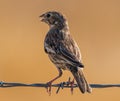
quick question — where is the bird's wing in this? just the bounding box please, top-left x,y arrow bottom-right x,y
59,35 -> 84,67
58,42 -> 84,68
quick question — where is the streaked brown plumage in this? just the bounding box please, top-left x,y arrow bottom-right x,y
40,11 -> 92,93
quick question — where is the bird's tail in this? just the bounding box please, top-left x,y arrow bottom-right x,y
71,68 -> 92,93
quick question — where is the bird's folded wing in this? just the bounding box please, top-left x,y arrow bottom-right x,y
59,44 -> 84,68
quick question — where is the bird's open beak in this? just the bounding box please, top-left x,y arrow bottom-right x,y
39,14 -> 45,22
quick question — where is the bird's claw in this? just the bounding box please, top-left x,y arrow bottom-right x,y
46,82 -> 52,95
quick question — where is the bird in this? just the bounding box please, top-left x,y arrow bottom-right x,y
40,11 -> 92,94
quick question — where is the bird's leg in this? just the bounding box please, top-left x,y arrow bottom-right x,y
46,68 -> 62,95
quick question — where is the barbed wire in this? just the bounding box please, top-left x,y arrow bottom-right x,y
0,77 -> 120,94
1,81 -> 120,88
0,80 -> 120,94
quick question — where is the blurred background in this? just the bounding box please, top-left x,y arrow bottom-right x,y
0,0 -> 120,101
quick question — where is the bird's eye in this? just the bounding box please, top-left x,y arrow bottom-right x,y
46,14 -> 51,18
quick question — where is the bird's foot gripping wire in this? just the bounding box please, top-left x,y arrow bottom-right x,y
46,82 -> 52,95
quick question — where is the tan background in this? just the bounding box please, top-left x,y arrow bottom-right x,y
0,0 -> 120,101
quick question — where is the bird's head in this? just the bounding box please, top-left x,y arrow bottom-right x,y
40,11 -> 68,29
